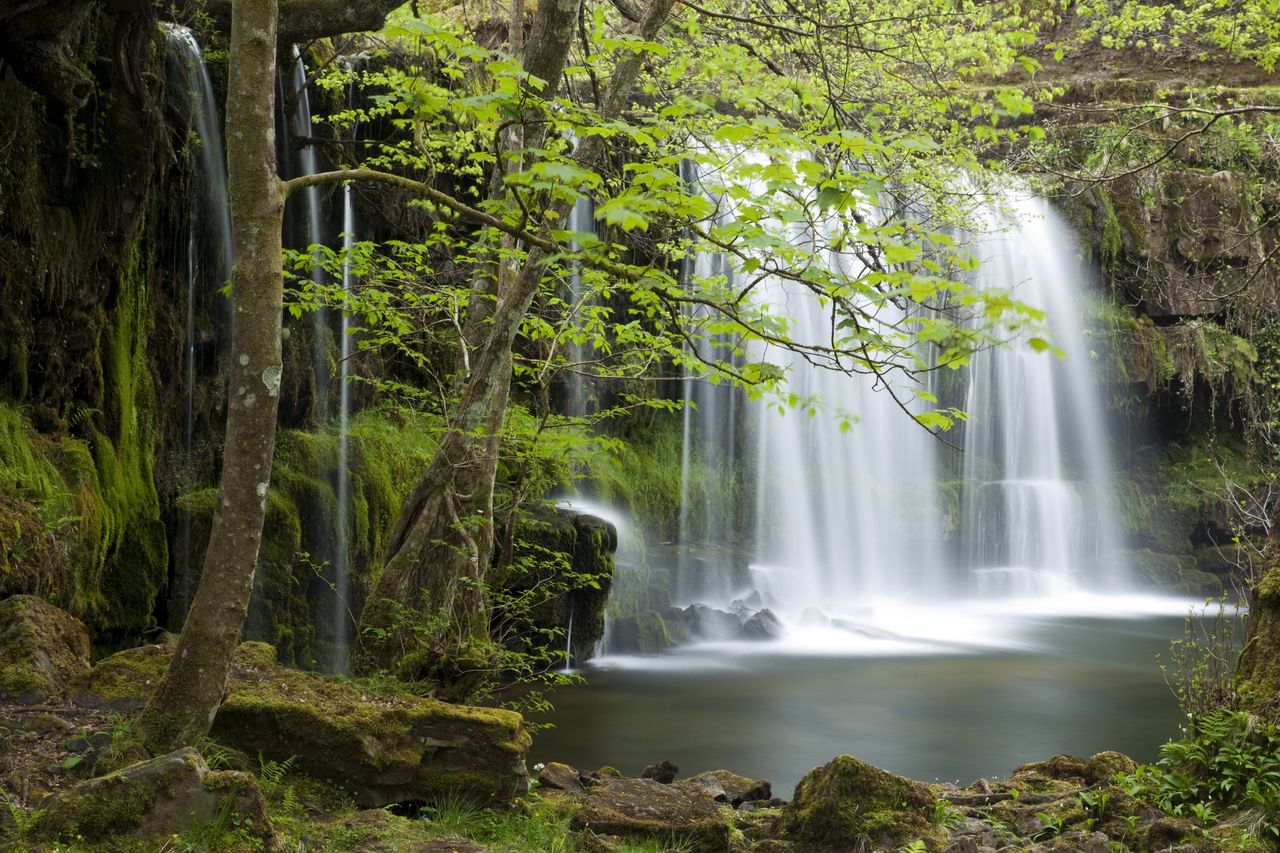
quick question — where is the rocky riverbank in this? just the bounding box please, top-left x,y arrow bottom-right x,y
0,594 -> 1264,852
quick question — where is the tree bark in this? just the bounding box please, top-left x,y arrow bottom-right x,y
1235,502 -> 1280,714
356,0 -> 676,680
136,0 -> 284,752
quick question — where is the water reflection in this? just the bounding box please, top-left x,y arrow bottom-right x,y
533,610 -> 1212,797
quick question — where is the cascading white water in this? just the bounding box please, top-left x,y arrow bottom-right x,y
958,195 -> 1127,595
671,187 -> 1128,636
280,50 -> 356,671
565,196 -> 596,421
284,48 -> 330,422
163,25 -> 233,622
750,253 -> 948,614
332,183 -> 355,670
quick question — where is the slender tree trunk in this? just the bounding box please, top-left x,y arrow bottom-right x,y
137,0 -> 283,752
356,0 -> 676,680
1236,501 -> 1280,714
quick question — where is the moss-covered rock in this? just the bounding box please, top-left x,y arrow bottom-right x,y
0,594 -> 90,702
79,641 -> 531,808
776,755 -> 944,852
682,770 -> 772,807
30,746 -> 274,847
500,505 -> 617,668
570,777 -> 731,852
608,610 -> 674,654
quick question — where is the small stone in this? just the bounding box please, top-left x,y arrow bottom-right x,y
538,762 -> 585,794
641,759 -> 679,784
945,838 -> 979,853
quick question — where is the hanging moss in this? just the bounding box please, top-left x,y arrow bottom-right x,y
175,407 -> 440,667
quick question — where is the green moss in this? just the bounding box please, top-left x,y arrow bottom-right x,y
0,662 -> 42,699
777,755 -> 943,851
80,643 -> 170,704
30,763 -> 175,843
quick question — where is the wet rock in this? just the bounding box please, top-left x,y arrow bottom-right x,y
610,611 -> 675,654
642,759 -> 679,784
776,754 -> 943,851
677,773 -> 729,804
739,609 -> 784,641
31,747 -> 274,847
0,595 -> 91,703
683,605 -> 743,641
798,608 -> 828,627
1085,750 -> 1137,783
683,769 -> 771,806
571,777 -> 730,852
79,642 -> 531,808
509,507 -> 617,667
539,761 -> 585,794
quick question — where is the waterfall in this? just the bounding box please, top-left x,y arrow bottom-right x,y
283,48 -> 330,422
332,183 -> 355,670
749,248 -> 947,613
163,25 -> 233,623
564,610 -> 574,672
280,49 -> 355,671
958,195 -> 1127,595
668,186 -> 1128,634
565,196 -> 596,420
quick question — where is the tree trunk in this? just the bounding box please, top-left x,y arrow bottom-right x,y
356,0 -> 676,682
1236,502 -> 1280,714
137,0 -> 283,752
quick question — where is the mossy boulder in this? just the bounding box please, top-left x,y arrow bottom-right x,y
1121,548 -> 1224,596
776,755 -> 943,851
31,746 -> 274,847
571,777 -> 731,852
0,594 -> 91,703
501,506 -> 617,667
79,641 -> 530,808
608,610 -> 675,654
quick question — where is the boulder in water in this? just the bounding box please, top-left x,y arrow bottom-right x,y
798,607 -> 829,627
608,610 -> 675,654
682,604 -> 743,641
739,608 -> 784,641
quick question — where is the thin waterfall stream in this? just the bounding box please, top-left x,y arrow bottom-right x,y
162,24 -> 233,625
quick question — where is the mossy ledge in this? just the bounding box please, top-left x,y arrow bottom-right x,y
79,641 -> 531,808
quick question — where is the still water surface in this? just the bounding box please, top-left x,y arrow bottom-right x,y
533,602 -> 1207,797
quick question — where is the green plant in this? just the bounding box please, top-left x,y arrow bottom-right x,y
1033,810 -> 1065,839
933,798 -> 964,829
1124,709 -> 1280,841
258,754 -> 302,820
1160,599 -> 1244,720
899,841 -> 928,853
